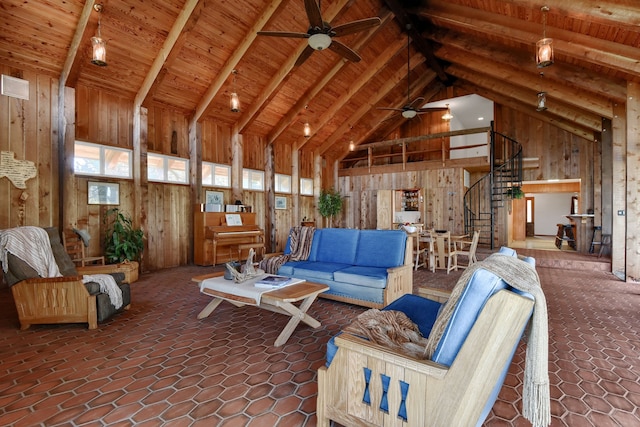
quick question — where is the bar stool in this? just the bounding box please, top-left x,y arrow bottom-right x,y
598,234 -> 611,258
589,225 -> 602,254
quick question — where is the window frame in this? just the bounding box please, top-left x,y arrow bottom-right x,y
300,178 -> 314,196
74,141 -> 133,179
202,161 -> 231,188
242,168 -> 265,191
147,152 -> 190,184
275,173 -> 292,194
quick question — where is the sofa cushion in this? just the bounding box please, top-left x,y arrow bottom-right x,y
293,262 -> 352,281
333,266 -> 388,289
44,227 -> 77,276
383,293 -> 443,338
354,230 -> 406,268
310,228 -> 359,265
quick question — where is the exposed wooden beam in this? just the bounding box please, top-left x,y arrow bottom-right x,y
317,60 -> 435,156
435,44 -> 613,119
456,81 -> 596,141
235,0 -> 352,134
429,30 -> 627,103
358,126 -> 491,150
382,0 -> 449,83
447,64 -> 602,131
135,0 -> 203,108
190,0 -> 286,126
267,8 -> 394,145
293,35 -> 408,151
418,1 -> 640,77
59,0 -> 95,88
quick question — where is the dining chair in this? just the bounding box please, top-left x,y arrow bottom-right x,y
433,231 -> 458,274
421,229 -> 436,272
457,230 -> 480,268
409,231 -> 427,270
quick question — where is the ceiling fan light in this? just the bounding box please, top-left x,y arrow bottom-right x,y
308,33 -> 331,51
402,109 -> 417,119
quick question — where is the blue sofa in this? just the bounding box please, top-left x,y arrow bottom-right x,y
318,247 -> 540,427
277,228 -> 413,308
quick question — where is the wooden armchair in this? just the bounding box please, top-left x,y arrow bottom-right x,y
318,250 -> 543,427
62,228 -> 105,267
1,227 -> 131,330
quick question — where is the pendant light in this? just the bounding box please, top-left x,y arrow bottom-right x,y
536,6 -> 553,68
442,104 -> 453,121
230,70 -> 240,112
536,72 -> 547,111
303,105 -> 311,137
91,4 -> 107,67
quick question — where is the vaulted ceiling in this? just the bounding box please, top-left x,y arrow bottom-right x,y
2,0 -> 638,162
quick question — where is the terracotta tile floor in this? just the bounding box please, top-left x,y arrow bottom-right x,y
1,249 -> 638,426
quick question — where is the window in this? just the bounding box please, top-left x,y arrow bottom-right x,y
242,169 -> 264,191
147,153 -> 189,184
202,162 -> 231,187
275,173 -> 292,194
74,141 -> 132,178
300,178 -> 313,196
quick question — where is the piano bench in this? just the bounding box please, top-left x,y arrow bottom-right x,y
231,243 -> 265,260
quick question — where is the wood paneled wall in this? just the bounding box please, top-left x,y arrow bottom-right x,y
0,67 -> 59,229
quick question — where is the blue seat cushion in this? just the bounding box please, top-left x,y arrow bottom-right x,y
354,230 -> 406,268
383,293 -> 442,337
292,262 -> 351,281
333,266 -> 388,289
311,228 -> 360,264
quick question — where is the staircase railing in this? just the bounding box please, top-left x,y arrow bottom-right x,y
464,123 -> 523,248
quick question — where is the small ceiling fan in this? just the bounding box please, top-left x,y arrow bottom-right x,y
257,0 -> 381,66
378,32 -> 447,119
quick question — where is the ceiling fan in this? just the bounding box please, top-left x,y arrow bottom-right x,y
257,0 -> 381,66
378,32 -> 447,119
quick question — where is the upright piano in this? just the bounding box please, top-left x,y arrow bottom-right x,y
194,210 -> 264,266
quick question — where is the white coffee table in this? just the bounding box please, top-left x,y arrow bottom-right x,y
192,272 -> 329,347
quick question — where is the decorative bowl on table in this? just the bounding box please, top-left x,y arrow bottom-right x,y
402,225 -> 417,233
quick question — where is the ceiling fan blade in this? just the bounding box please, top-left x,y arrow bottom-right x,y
257,31 -> 309,39
304,0 -> 323,29
408,96 -> 425,108
377,107 -> 404,112
332,17 -> 382,37
416,107 -> 448,113
328,40 -> 361,62
295,45 -> 315,67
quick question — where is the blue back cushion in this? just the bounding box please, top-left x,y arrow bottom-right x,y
354,230 -> 406,268
310,228 -> 360,265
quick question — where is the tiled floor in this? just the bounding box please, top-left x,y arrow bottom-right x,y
1,248 -> 638,426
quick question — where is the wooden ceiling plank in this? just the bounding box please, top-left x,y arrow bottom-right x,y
293,35 -> 407,151
456,81 -> 596,142
436,44 -> 613,119
429,29 -> 627,103
59,0 -> 95,87
235,0 -> 352,134
136,0 -> 204,108
419,1 -> 640,77
267,8 -> 394,145
315,57 -> 433,155
447,64 -> 602,131
191,0 -> 288,126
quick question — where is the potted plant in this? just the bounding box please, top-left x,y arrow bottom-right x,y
506,186 -> 525,199
319,188 -> 343,227
103,208 -> 145,264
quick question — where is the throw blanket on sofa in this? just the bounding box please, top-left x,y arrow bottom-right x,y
344,309 -> 429,359
0,226 -> 61,278
259,226 -> 315,274
424,253 -> 550,427
82,274 -> 123,309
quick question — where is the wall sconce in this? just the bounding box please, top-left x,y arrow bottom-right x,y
229,70 -> 240,112
91,4 -> 107,67
536,91 -> 547,111
442,103 -> 453,121
536,6 -> 553,68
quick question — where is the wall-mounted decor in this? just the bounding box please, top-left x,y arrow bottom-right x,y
0,151 -> 37,189
205,190 -> 224,205
275,196 -> 287,210
88,181 -> 119,205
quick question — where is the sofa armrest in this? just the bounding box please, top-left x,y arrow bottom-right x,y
383,264 -> 413,306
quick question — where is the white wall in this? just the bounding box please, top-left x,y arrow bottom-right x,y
532,193 -> 575,235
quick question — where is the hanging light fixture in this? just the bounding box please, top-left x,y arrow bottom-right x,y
442,104 -> 453,121
349,140 -> 355,151
230,70 -> 240,112
536,72 -> 547,111
303,105 -> 311,137
536,6 -> 553,68
91,4 -> 107,67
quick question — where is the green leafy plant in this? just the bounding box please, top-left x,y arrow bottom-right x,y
103,208 -> 144,264
506,186 -> 525,199
319,188 -> 343,227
